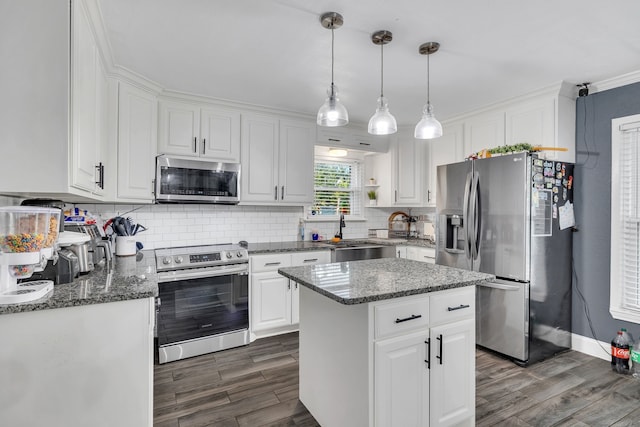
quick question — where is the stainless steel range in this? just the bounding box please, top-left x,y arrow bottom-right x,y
155,244 -> 249,364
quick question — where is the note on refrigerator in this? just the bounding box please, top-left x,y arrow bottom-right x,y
558,201 -> 575,230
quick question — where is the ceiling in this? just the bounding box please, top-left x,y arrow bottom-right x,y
99,0 -> 640,126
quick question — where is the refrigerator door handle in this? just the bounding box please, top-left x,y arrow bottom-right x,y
471,171 -> 481,260
463,171 -> 473,260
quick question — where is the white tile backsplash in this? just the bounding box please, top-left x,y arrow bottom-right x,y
72,203 -> 436,250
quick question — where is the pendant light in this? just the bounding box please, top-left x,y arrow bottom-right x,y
414,42 -> 443,139
317,12 -> 349,127
368,30 -> 397,135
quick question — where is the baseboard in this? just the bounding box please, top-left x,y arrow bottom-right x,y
571,333 -> 610,361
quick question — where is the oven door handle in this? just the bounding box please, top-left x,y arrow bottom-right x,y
158,264 -> 249,282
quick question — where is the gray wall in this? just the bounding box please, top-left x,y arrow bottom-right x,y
573,81 -> 640,342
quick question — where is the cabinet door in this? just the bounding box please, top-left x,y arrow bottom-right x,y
279,119 -> 314,204
429,318 -> 475,427
406,246 -> 436,264
71,1 -> 99,192
394,130 -> 424,206
158,100 -> 200,156
427,122 -> 463,206
505,98 -> 554,150
117,82 -> 157,201
200,107 -> 240,162
241,114 -> 279,202
375,330 -> 429,427
251,271 -> 292,332
464,110 -> 505,156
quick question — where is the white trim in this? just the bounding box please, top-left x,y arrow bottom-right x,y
590,69 -> 640,94
610,114 -> 640,324
571,333 -> 610,362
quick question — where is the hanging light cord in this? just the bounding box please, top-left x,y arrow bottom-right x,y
426,53 -> 431,105
330,24 -> 335,89
380,43 -> 384,98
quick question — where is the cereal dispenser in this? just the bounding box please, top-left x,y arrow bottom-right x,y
0,206 -> 60,304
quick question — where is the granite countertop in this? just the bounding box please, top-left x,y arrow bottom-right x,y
278,258 -> 493,305
0,250 -> 158,315
247,238 -> 435,255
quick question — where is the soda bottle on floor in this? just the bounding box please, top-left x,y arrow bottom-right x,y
611,331 -> 630,374
631,335 -> 640,378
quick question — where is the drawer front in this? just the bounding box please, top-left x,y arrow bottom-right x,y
429,286 -> 475,325
374,296 -> 430,340
250,253 -> 292,273
291,250 -> 330,266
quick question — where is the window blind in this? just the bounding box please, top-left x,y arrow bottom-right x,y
313,159 -> 362,216
621,127 -> 640,311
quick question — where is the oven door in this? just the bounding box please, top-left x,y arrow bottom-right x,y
157,267 -> 249,348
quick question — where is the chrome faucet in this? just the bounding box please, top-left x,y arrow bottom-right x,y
335,214 -> 346,239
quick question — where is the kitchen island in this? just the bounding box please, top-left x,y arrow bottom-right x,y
0,252 -> 157,427
278,258 -> 494,427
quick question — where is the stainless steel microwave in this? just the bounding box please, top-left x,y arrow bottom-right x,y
155,155 -> 240,204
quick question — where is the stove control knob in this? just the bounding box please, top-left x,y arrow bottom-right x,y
226,252 -> 233,259
174,256 -> 184,264
162,257 -> 172,265
236,251 -> 244,258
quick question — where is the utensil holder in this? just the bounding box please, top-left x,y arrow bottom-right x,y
115,236 -> 136,257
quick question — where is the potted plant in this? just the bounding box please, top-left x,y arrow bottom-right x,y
367,190 -> 377,206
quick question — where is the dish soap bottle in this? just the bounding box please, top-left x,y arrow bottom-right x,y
298,219 -> 305,241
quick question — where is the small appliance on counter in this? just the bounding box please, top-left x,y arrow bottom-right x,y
0,206 -> 60,304
64,223 -> 112,266
58,231 -> 93,274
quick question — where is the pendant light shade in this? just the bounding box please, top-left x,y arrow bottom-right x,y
317,12 -> 348,127
414,42 -> 443,139
368,30 -> 397,135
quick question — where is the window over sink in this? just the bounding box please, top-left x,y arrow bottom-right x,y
310,157 -> 363,219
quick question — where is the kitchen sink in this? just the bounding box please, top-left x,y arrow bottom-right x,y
329,242 -> 396,262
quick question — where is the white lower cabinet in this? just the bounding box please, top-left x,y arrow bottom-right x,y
250,250 -> 329,338
0,298 -> 154,426
374,287 -> 474,427
375,330 -> 430,426
397,245 -> 436,264
299,285 -> 475,427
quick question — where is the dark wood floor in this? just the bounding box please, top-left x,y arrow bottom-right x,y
154,332 -> 640,427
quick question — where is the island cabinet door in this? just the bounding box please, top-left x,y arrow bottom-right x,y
429,318 -> 475,427
374,330 -> 429,427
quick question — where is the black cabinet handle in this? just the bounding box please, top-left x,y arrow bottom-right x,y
395,314 -> 422,324
281,186 -> 284,200
424,338 -> 431,369
274,186 -> 278,200
95,162 -> 104,189
447,304 -> 470,312
202,138 -> 206,154
436,334 -> 443,365
194,136 -> 197,153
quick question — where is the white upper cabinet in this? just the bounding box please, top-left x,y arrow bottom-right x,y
241,114 -> 314,205
116,81 -> 158,202
457,83 -> 575,163
426,123 -> 464,206
0,0 -> 113,201
464,110 -> 505,157
368,127 -> 425,207
158,99 -> 240,162
317,126 -> 390,153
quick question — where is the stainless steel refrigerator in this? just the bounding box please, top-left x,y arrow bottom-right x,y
436,152 -> 574,365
